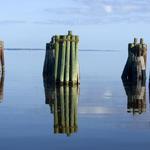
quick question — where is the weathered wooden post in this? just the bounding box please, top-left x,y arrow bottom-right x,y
0,41 -> 4,75
43,31 -> 80,85
122,38 -> 147,83
65,35 -> 71,83
43,39 -> 55,79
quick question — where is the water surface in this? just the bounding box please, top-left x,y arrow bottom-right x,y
0,50 -> 150,150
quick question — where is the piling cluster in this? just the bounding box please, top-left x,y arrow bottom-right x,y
43,31 -> 80,85
122,38 -> 147,83
43,77 -> 79,136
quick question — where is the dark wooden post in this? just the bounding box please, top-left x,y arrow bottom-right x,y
0,41 -> 4,75
43,39 -> 55,79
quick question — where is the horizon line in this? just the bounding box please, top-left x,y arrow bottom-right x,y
4,48 -> 120,52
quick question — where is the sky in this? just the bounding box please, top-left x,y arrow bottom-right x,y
0,0 -> 150,50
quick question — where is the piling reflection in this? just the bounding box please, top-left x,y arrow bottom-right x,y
43,76 -> 79,136
0,75 -> 4,102
149,82 -> 150,105
122,79 -> 146,114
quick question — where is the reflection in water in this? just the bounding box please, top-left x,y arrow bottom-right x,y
149,81 -> 150,105
0,75 -> 4,102
43,77 -> 79,136
122,79 -> 146,114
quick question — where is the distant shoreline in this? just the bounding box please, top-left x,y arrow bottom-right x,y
4,48 -> 120,52
4,48 -> 45,51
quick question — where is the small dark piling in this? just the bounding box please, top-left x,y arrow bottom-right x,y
122,38 -> 147,83
43,31 -> 80,85
0,41 -> 4,75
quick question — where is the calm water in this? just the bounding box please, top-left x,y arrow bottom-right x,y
0,50 -> 150,150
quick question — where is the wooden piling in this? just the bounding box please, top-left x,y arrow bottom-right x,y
75,36 -> 80,83
140,38 -> 147,66
70,36 -> 76,84
64,35 -> 71,84
54,35 -> 60,81
43,43 -> 55,78
59,36 -> 66,83
0,41 -> 4,75
43,43 -> 49,75
134,38 -> 138,45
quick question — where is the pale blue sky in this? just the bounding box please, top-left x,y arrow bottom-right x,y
0,0 -> 150,50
